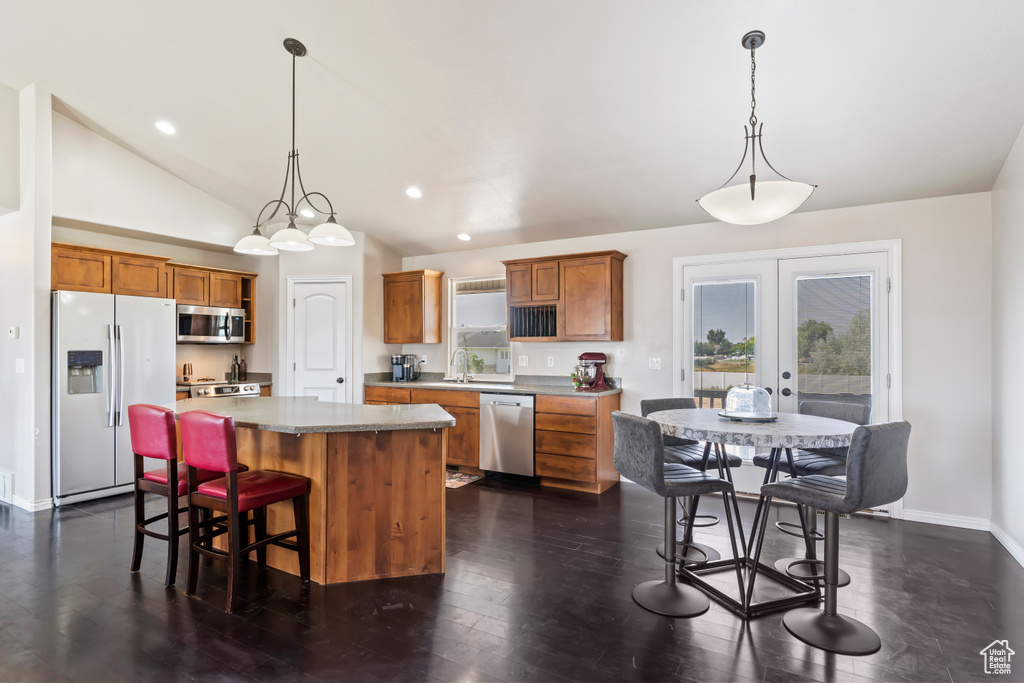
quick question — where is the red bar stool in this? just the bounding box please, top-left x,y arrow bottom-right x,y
179,410 -> 311,613
127,404 -> 249,586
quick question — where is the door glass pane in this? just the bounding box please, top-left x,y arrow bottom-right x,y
692,281 -> 756,409
795,275 -> 872,414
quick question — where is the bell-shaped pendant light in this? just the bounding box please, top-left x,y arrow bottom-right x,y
233,227 -> 279,255
308,215 -> 355,246
697,31 -> 815,225
268,218 -> 315,251
234,38 -> 353,255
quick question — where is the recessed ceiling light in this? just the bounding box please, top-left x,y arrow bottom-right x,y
457,233 -> 471,241
405,186 -> 423,199
155,120 -> 176,135
299,209 -> 315,218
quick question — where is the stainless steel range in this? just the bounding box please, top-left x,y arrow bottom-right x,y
188,383 -> 261,398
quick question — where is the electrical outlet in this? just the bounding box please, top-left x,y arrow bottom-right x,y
518,355 -> 529,367
420,355 -> 427,363
648,358 -> 662,370
547,356 -> 555,368
15,358 -> 24,374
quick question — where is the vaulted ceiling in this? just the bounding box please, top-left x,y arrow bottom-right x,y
2,1 -> 1023,255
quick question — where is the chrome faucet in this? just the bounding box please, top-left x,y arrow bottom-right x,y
448,348 -> 473,383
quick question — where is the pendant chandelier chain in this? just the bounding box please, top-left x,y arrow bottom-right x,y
749,45 -> 757,129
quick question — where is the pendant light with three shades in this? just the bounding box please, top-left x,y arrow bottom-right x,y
697,31 -> 816,225
234,38 -> 354,256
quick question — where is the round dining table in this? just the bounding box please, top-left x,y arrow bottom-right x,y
646,408 -> 858,618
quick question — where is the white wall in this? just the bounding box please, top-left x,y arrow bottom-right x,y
274,232 -> 401,398
0,85 -> 53,507
404,193 -> 994,523
991,123 -> 1024,558
0,82 -> 19,214
51,112 -> 250,248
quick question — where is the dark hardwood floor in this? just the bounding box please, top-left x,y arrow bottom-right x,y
0,479 -> 1020,682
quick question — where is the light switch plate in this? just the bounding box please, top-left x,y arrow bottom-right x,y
7,326 -> 18,339
518,355 -> 529,367
547,356 -> 555,368
15,358 -> 25,373
648,358 -> 662,370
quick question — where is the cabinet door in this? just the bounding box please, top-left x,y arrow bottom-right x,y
112,255 -> 166,298
210,273 -> 242,308
559,257 -> 611,340
384,277 -> 423,343
51,247 -> 111,293
506,264 -> 533,303
173,269 -> 210,305
532,262 -> 559,301
445,406 -> 480,467
259,385 -> 272,397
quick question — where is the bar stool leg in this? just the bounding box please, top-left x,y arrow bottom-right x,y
186,501 -> 201,597
254,508 -> 268,567
226,506 -> 242,613
293,494 -> 311,581
632,497 -> 710,618
776,506 -> 852,587
130,486 -> 145,573
782,512 -> 881,655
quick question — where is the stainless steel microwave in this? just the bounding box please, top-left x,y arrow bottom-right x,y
176,305 -> 245,344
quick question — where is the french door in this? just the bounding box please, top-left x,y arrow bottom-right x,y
680,250 -> 891,498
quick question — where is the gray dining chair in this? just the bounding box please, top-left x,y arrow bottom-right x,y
612,411 -> 745,618
760,420 -> 911,656
753,400 -> 871,585
640,397 -> 742,566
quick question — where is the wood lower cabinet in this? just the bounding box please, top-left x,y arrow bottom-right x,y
210,272 -> 242,308
411,389 -> 480,468
172,267 -> 210,305
534,393 -> 620,493
502,251 -> 625,342
383,270 -> 443,344
175,390 -> 189,401
259,385 -> 272,397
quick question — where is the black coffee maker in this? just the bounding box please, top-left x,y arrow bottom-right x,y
391,354 -> 421,382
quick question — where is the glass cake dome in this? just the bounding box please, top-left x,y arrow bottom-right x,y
724,383 -> 772,417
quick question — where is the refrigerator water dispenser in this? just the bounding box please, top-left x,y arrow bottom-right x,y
67,350 -> 103,394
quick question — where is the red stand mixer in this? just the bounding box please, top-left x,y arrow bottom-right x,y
574,352 -> 610,391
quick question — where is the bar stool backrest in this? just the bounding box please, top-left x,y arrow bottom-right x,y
180,410 -> 238,473
843,421 -> 911,511
127,404 -> 177,460
612,411 -> 667,496
640,398 -> 697,448
799,401 -> 871,458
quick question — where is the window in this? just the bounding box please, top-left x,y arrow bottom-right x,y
449,276 -> 512,380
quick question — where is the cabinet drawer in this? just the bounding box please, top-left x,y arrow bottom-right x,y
364,386 -> 411,404
535,413 -> 596,435
535,430 -> 596,458
410,388 -> 480,408
536,394 -> 597,416
536,453 -> 596,483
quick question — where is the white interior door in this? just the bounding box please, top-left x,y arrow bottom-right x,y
291,280 -> 351,403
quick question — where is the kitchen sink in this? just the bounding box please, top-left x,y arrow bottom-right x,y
422,381 -> 518,391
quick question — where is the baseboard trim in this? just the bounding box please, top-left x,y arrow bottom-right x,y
12,495 -> 54,512
900,508 -> 991,531
990,523 -> 1024,570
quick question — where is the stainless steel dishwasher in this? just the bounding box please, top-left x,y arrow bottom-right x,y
479,393 -> 535,476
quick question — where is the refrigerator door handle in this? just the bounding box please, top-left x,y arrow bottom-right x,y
116,325 -> 125,425
107,324 -> 116,427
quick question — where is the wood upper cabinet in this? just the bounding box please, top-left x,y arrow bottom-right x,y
52,246 -> 112,293
112,255 -> 166,297
210,272 -> 242,308
502,251 -> 625,342
506,264 -> 533,303
172,268 -> 210,305
382,270 -> 443,344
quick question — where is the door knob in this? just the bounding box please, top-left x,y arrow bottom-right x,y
336,377 -> 345,384
781,371 -> 792,380
765,387 -> 773,395
781,387 -> 792,396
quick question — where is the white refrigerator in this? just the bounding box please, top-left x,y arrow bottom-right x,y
52,291 -> 176,506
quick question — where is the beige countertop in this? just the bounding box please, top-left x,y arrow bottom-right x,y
171,396 -> 455,434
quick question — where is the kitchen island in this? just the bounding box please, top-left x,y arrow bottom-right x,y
172,396 -> 454,585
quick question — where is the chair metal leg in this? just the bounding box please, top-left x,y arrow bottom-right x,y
632,497 -> 710,618
782,512 -> 880,656
656,493 -> 722,565
776,506 -> 851,587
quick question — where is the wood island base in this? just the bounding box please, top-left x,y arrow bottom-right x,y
233,427 -> 446,585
